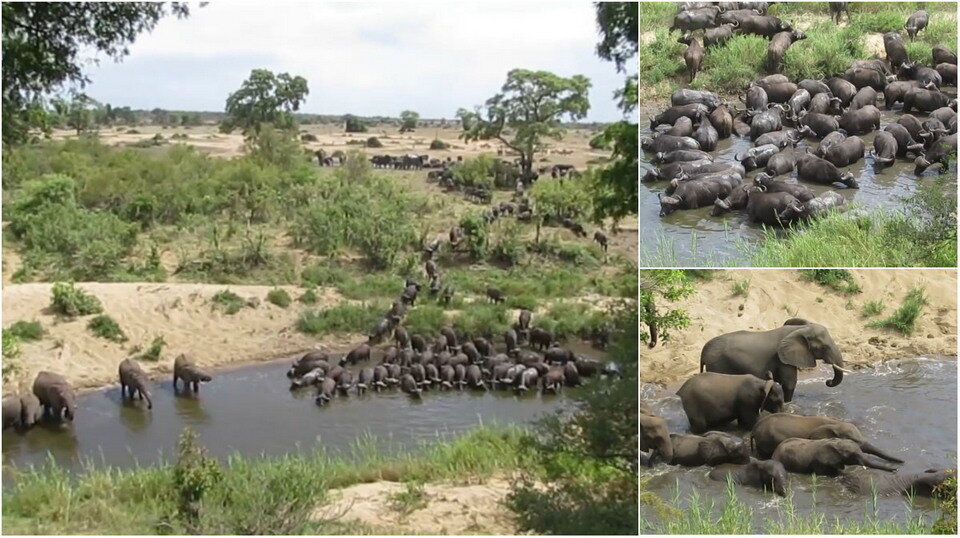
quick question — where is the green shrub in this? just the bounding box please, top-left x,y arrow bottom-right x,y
344,115 -> 367,133
50,282 -> 103,317
459,212 -> 489,260
530,174 -> 594,221
212,289 -> 247,315
266,288 -> 292,308
365,137 -> 383,148
5,320 -> 43,341
404,305 -> 446,335
3,329 -> 21,359
505,294 -> 538,311
134,335 -> 166,362
905,40 -> 932,64
297,303 -> 382,335
298,288 -> 319,305
88,314 -> 127,343
245,124 -> 309,171
731,279 -> 750,298
693,35 -> 768,93
173,428 -> 223,529
453,303 -> 508,339
849,11 -> 903,33
429,139 -> 449,150
588,132 -> 609,150
932,470 -> 958,534
869,285 -> 928,335
489,220 -> 526,266
799,269 -> 862,294
781,23 -> 865,82
451,154 -> 496,190
861,300 -> 886,318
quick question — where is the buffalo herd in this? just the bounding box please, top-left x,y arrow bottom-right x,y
644,2 -> 958,225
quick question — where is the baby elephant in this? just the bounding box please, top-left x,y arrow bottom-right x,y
772,438 -> 899,476
752,413 -> 903,463
173,354 -> 212,393
3,393 -> 42,431
709,458 -> 788,496
32,371 -> 77,422
677,372 -> 784,433
670,431 -> 750,467
118,358 -> 153,409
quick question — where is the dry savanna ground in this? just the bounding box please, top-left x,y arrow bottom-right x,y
641,269 -> 958,386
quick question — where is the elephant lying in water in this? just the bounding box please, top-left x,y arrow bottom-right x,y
670,431 -> 750,466
676,372 -> 784,433
840,468 -> 952,497
641,404 -> 673,465
751,413 -> 904,463
773,438 -> 899,476
709,458 -> 788,496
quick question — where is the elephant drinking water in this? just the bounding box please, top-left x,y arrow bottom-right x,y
699,318 -> 847,402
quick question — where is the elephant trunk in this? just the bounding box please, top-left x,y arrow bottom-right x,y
825,365 -> 844,387
860,441 -> 905,463
859,454 -> 899,472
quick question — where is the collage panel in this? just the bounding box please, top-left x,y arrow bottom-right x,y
640,1 -> 958,268
640,268 -> 958,533
1,1 -> 640,535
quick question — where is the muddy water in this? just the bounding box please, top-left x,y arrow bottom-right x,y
640,358 -> 958,530
640,101 -> 959,266
2,346 -> 602,478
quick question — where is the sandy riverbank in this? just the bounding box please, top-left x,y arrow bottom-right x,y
2,282 -> 360,393
641,269 -> 957,385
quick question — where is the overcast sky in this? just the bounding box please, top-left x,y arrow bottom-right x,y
82,1 -> 633,122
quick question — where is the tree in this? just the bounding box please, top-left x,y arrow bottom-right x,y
591,2 -> 638,224
344,114 -> 367,133
221,69 -> 309,136
399,110 -> 419,133
52,93 -> 97,135
2,2 -> 192,145
457,69 -> 591,179
640,269 -> 694,348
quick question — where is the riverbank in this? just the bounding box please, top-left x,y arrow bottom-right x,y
1,427 -> 533,535
641,269 -> 958,385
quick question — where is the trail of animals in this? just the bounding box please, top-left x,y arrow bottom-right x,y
2,244 -> 618,433
643,2 -> 957,226
640,318 -> 952,500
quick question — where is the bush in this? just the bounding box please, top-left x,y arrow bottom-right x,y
404,305 -> 446,335
3,329 -> 21,359
781,23 -> 865,82
489,220 -> 525,266
173,428 -> 223,529
531,174 -> 594,221
300,133 -> 318,142
134,335 -> 166,362
212,289 -> 247,315
692,34 -> 768,93
88,314 -> 127,343
451,154 -> 496,190
344,115 -> 367,133
266,288 -> 292,308
459,212 -> 489,260
5,320 -> 43,341
869,285 -> 928,335
799,269 -> 862,294
429,139 -> 449,150
297,303 -> 382,335
861,300 -> 885,318
588,132 -> 609,150
365,137 -> 383,148
245,124 -> 309,170
298,288 -> 319,305
50,282 -> 103,317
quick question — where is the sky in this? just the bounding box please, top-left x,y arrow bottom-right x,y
82,1 -> 634,123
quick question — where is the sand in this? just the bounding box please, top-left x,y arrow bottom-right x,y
313,477 -> 521,535
641,269 -> 958,385
2,282 -> 360,393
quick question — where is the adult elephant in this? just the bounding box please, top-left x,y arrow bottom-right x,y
772,438 -> 899,476
840,468 -> 951,497
676,372 -> 784,433
750,413 -> 904,462
32,371 -> 77,422
699,318 -> 848,402
640,404 -> 673,465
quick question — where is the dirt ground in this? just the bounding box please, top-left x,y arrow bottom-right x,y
313,477 -> 522,535
51,123 -> 609,171
641,269 -> 958,385
1,282 -> 357,394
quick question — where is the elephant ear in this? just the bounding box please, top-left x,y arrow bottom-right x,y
778,327 -> 817,369
760,378 -> 774,408
782,318 -> 811,326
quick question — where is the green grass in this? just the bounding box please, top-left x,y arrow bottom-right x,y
861,300 -> 886,318
782,22 -> 866,81
691,35 -> 768,94
638,28 -> 684,88
387,482 -> 428,516
297,303 -> 384,336
799,269 -> 862,294
1,427 -> 535,535
5,320 -> 44,341
298,288 -> 319,305
87,314 -> 127,343
50,282 -> 103,317
849,11 -> 906,33
869,285 -> 928,335
211,289 -> 247,315
404,305 -> 446,335
731,279 -> 750,298
266,288 -> 292,308
639,1 -> 675,33
133,335 -> 166,362
452,303 -> 509,339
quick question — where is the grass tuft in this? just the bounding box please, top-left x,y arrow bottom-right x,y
860,300 -> 886,318
868,285 -> 928,335
87,315 -> 127,343
731,279 -> 750,298
266,288 -> 292,308
799,269 -> 862,294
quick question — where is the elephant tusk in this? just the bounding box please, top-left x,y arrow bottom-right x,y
833,365 -> 854,373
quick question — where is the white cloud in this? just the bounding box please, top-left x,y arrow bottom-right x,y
84,1 -> 632,121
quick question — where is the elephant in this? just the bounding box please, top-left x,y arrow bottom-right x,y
2,396 -> 22,430
529,328 -> 552,350
699,318 -> 848,402
676,372 -> 784,433
709,458 -> 788,496
751,413 -> 905,462
772,438 -> 899,476
173,354 -> 212,393
3,393 -> 41,431
640,405 -> 673,465
840,468 -> 952,497
118,358 -> 153,409
32,371 -> 77,422
670,431 -> 750,466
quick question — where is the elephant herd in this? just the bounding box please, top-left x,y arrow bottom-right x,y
645,2 -> 958,226
640,318 -> 952,498
2,354 -> 212,432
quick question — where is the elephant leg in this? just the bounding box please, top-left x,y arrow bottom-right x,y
688,416 -> 708,434
778,366 -> 798,403
737,409 -> 760,430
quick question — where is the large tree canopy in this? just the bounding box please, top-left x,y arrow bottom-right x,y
457,69 -> 590,178
2,2 -> 191,145
591,1 -> 638,223
399,110 -> 419,133
221,69 -> 309,136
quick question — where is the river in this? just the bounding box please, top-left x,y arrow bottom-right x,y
640,358 -> 958,531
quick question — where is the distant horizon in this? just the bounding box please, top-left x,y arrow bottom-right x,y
79,1 -> 634,123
